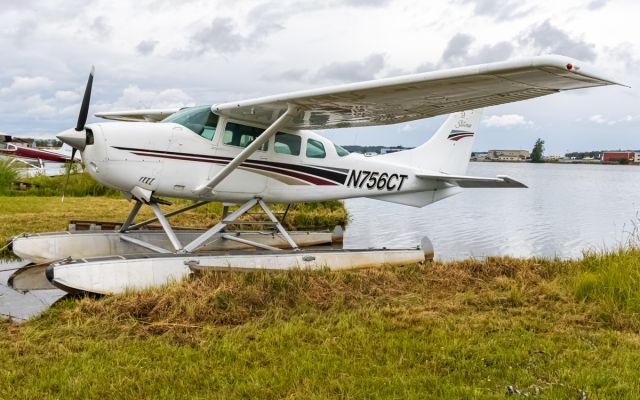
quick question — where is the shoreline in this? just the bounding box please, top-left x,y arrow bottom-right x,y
471,159 -> 639,165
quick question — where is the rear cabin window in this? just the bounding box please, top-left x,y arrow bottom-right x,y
162,106 -> 218,140
274,132 -> 301,156
223,122 -> 268,151
306,139 -> 326,159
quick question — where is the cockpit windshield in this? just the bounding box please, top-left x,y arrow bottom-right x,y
334,143 -> 350,157
162,105 -> 218,140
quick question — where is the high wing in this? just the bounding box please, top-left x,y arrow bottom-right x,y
212,55 -> 622,130
416,172 -> 527,188
94,108 -> 181,122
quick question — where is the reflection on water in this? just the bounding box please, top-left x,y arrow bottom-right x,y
0,260 -> 66,321
344,162 -> 640,260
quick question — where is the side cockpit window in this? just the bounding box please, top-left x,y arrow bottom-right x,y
223,122 -> 268,151
306,139 -> 326,158
274,132 -> 301,156
163,106 -> 218,141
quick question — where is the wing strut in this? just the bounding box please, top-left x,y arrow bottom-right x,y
194,103 -> 296,195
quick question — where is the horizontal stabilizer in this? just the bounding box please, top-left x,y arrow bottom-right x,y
94,108 -> 180,122
416,172 -> 527,188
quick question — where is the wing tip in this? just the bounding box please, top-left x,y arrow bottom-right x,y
530,54 -> 626,87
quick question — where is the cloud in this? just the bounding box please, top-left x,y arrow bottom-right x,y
0,76 -> 53,95
441,33 -> 475,64
25,103 -> 56,118
98,85 -> 196,110
315,53 -> 385,82
341,0 -> 390,7
267,53 -> 386,83
54,90 -> 81,103
420,21 -> 594,72
400,124 -> 415,132
459,0 -> 531,21
588,114 -> 640,125
190,18 -> 245,54
187,17 -> 282,56
587,0 -> 608,10
606,43 -> 640,73
23,95 -> 56,118
483,114 -> 532,127
90,16 -> 111,38
136,40 -> 159,56
247,0 -> 390,23
521,20 -> 597,61
265,69 -> 308,82
418,33 -> 514,71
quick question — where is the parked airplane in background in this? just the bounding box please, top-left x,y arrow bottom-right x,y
0,141 -> 75,164
0,135 -> 79,177
54,55 -> 619,254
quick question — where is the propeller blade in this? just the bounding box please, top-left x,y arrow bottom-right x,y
61,147 -> 77,203
75,66 -> 95,132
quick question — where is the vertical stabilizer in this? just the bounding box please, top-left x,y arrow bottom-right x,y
380,109 -> 482,175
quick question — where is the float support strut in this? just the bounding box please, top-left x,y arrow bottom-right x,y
183,198 -> 258,252
149,202 -> 183,251
126,201 -> 209,231
119,200 -> 143,232
258,200 -> 298,250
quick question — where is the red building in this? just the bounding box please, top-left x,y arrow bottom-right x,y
601,151 -> 637,164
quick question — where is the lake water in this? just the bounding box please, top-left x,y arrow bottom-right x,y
0,260 -> 66,321
343,162 -> 640,260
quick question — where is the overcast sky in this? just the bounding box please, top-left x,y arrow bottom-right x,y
0,0 -> 638,154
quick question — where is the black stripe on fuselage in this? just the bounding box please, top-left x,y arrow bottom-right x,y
112,146 -> 348,184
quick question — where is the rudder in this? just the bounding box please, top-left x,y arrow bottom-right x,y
380,109 -> 483,175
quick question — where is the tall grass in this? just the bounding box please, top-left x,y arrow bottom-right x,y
19,172 -> 119,197
0,159 -> 18,195
4,253 -> 640,398
574,247 -> 640,326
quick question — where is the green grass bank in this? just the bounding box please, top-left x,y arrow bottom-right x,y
3,249 -> 640,398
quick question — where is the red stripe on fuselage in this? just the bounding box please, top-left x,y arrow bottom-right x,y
130,151 -> 337,186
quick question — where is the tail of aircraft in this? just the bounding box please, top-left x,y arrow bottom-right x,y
374,109 -> 524,207
379,109 -> 482,175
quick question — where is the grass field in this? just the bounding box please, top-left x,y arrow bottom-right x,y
2,249 -> 640,398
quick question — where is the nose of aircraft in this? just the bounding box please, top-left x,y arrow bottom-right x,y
57,128 -> 87,150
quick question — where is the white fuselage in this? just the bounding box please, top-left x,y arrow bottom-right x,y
80,114 -> 456,206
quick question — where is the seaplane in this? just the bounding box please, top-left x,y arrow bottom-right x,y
9,55 -> 621,295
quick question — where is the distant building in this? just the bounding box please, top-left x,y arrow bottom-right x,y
487,149 -> 530,161
601,151 -> 638,164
